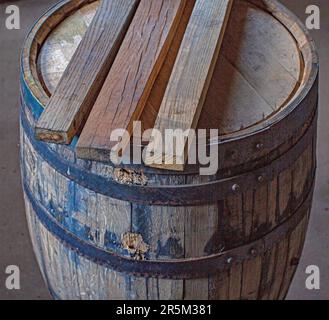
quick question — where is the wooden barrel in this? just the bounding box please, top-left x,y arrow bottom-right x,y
20,0 -> 318,300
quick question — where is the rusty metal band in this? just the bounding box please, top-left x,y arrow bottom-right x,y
20,102 -> 317,206
23,179 -> 314,279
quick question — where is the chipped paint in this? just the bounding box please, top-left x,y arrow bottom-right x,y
121,233 -> 150,260
114,168 -> 148,186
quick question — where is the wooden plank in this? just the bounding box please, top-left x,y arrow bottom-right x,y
37,0 -> 303,140
267,177 -> 278,229
221,10 -> 300,112
252,183 -> 268,238
140,0 -> 196,132
278,217 -> 306,299
131,175 -> 186,300
241,256 -> 262,300
240,185 -> 262,300
36,0 -> 140,144
209,270 -> 230,300
243,189 -> 254,242
278,168 -> 292,221
268,239 -> 289,299
77,0 -> 187,161
184,198 -> 218,300
259,246 -> 277,300
145,0 -> 233,171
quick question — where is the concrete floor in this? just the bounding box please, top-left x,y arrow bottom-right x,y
0,0 -> 328,300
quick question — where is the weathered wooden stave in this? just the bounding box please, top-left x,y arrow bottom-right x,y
20,0 -> 318,299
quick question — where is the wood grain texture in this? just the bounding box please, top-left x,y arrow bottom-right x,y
37,1 -> 100,95
145,0 -> 233,171
36,0 -> 140,144
140,0 -> 196,132
20,0 -> 318,301
21,98 -> 316,300
76,0 -> 187,161
37,0 -> 303,138
21,109 -> 316,299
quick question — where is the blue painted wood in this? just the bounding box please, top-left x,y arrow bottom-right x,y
21,126 -> 128,255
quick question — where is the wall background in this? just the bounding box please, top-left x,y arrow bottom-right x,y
0,0 -> 327,300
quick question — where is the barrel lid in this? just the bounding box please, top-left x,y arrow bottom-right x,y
37,0 -> 303,137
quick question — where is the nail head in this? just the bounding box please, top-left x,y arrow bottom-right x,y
232,184 -> 240,192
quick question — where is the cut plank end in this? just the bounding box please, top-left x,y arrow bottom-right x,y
35,127 -> 71,145
76,145 -> 113,163
36,0 -> 140,145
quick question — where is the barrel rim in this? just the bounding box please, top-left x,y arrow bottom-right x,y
21,0 -> 319,138
20,0 -> 319,174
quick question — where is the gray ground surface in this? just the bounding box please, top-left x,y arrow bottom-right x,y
0,0 -> 327,300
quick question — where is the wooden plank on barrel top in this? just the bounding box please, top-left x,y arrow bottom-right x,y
77,0 -> 187,161
139,0 -> 196,131
36,0 -> 140,144
145,0 -> 233,171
